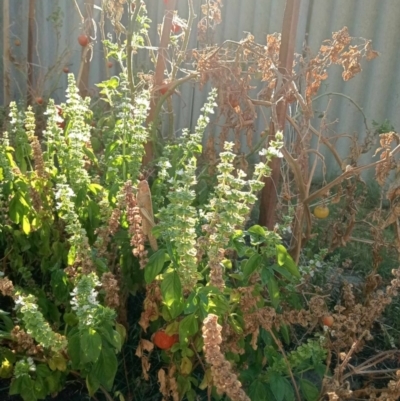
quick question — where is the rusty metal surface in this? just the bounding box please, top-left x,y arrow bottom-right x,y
1,0 -> 398,182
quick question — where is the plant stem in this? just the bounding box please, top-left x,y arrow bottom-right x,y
269,329 -> 302,401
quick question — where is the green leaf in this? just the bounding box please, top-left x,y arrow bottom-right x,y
98,324 -> 122,352
11,375 -> 37,401
248,225 -> 267,245
271,264 -> 295,281
51,270 -> 69,303
229,314 -> 244,335
183,293 -> 198,314
22,215 -> 31,235
81,328 -> 102,364
179,314 -> 198,344
83,147 -> 98,165
91,344 -> 118,391
88,183 -> 103,194
269,373 -> 286,401
280,324 -> 290,345
249,380 -> 268,401
9,196 -> 22,224
266,275 -> 280,309
243,253 -> 262,279
276,245 -> 300,278
299,379 -> 319,401
145,249 -> 166,284
67,331 -> 81,369
161,271 -> 184,319
86,370 -> 100,397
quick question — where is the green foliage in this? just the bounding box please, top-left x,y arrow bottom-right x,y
0,73 -> 146,400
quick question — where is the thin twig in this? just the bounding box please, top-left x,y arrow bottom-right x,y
304,143 -> 400,205
73,0 -> 85,24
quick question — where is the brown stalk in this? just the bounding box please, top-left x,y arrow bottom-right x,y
26,0 -> 36,105
77,0 -> 94,98
137,180 -> 158,251
269,329 -> 302,401
143,0 -> 178,166
259,0 -> 301,229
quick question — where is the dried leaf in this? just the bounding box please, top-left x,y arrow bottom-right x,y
137,180 -> 158,250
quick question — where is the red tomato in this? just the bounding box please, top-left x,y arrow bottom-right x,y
228,95 -> 239,108
153,331 -> 179,350
63,66 -> 69,73
159,80 -> 170,95
171,22 -> 181,34
78,34 -> 89,47
322,315 -> 334,327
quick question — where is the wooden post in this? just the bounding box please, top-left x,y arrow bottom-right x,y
259,0 -> 301,229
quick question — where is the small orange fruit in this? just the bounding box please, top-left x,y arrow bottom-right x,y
63,66 -> 69,73
153,331 -> 179,350
313,205 -> 329,219
14,39 -> 21,47
107,61 -> 113,68
36,97 -> 44,105
322,315 -> 334,327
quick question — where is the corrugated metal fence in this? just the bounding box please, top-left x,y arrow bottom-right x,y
1,0 -> 399,179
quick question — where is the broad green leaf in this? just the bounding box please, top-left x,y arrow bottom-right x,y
177,375 -> 191,397
22,215 -> 31,235
249,380 -> 268,401
266,275 -> 280,309
180,357 -> 193,375
98,324 -> 122,352
179,314 -> 198,344
88,183 -> 103,194
9,196 -> 21,224
91,344 -> 118,391
67,245 -> 76,265
145,249 -> 166,284
81,328 -> 102,363
50,270 -> 69,303
280,324 -> 290,345
243,253 -> 262,278
11,375 -> 36,401
276,245 -> 300,278
86,370 -> 100,397
67,331 -> 81,369
229,314 -> 244,335
199,369 -> 212,390
183,292 -> 198,314
271,264 -> 295,281
115,322 -> 127,344
299,379 -> 319,401
161,271 -> 184,319
270,373 -> 286,401
248,225 -> 267,245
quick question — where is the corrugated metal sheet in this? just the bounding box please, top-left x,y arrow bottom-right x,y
1,0 -> 399,180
